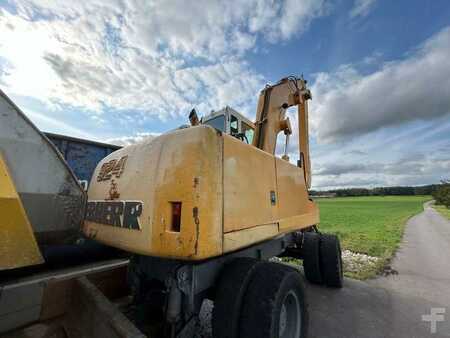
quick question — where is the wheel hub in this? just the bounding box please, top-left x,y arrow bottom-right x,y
279,290 -> 301,338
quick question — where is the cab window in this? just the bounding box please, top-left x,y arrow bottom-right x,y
230,115 -> 239,135
204,115 -> 225,131
242,122 -> 254,144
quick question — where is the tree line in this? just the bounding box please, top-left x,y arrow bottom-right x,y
432,180 -> 450,208
310,184 -> 440,197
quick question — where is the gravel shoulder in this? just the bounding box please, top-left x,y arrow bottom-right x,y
434,204 -> 450,220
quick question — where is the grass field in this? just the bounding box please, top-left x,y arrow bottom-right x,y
316,195 -> 431,279
434,204 -> 450,220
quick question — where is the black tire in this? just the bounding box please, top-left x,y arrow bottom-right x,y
320,234 -> 344,288
240,262 -> 308,338
212,257 -> 262,338
302,232 -> 323,285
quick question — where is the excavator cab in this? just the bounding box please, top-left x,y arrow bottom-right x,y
202,107 -> 255,144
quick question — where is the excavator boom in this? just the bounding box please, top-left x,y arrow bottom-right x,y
253,76 -> 312,188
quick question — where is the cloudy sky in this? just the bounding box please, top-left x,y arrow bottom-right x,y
1,0 -> 449,189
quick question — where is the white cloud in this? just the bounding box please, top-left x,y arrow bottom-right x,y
311,140 -> 450,190
349,0 -> 376,18
25,108 -> 97,139
313,175 -> 382,189
249,0 -> 328,41
313,157 -> 450,189
106,132 -> 160,146
310,26 -> 450,143
0,0 -> 328,120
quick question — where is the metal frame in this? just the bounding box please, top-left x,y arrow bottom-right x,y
0,259 -> 129,333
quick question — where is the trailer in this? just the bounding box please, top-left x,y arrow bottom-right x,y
44,133 -> 121,188
0,258 -> 141,338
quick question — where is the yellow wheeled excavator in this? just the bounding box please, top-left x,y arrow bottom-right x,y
0,74 -> 342,338
83,76 -> 344,338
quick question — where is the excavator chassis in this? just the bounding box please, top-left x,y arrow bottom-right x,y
127,230 -> 306,337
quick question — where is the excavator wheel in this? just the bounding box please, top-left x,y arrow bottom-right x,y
302,232 -> 323,285
212,257 -> 262,338
319,234 -> 344,288
239,262 -> 308,338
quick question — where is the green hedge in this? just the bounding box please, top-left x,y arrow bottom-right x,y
432,183 -> 450,208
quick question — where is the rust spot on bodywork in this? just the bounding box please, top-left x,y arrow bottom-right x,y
87,228 -> 97,239
193,177 -> 199,188
193,207 -> 200,254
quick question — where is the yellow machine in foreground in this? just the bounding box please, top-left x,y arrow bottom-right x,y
84,77 -> 319,260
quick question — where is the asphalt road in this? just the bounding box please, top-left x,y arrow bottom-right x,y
199,202 -> 450,338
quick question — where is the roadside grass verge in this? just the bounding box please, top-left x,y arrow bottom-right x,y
433,204 -> 450,220
316,195 -> 431,280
